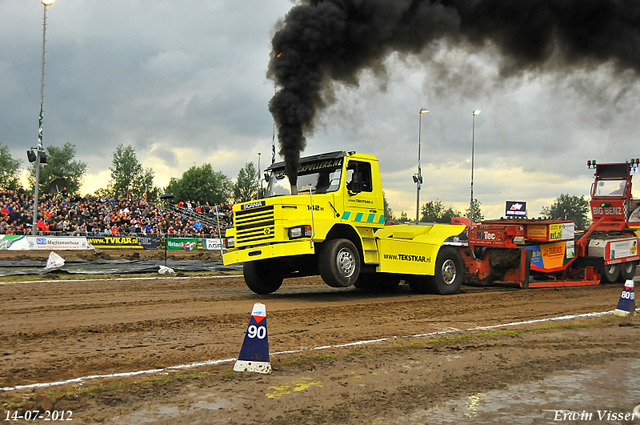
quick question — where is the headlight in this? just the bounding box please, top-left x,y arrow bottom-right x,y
226,237 -> 235,248
288,225 -> 312,239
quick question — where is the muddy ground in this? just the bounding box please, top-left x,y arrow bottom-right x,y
1,249 -> 639,424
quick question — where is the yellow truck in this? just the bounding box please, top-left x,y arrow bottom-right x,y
223,151 -> 465,295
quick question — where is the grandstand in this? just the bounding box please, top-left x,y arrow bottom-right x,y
0,190 -> 232,239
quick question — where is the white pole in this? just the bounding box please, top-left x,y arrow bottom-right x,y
470,109 -> 481,224
215,205 -> 224,258
32,3 -> 51,235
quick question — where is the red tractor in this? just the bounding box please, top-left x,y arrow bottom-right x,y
457,159 -> 640,288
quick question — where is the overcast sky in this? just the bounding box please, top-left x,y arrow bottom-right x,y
1,0 -> 639,219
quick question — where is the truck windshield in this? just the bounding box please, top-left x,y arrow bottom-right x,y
593,179 -> 627,197
265,165 -> 343,197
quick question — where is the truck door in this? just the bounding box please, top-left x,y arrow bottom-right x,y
342,160 -> 384,225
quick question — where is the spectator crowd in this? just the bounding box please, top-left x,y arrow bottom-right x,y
0,188 -> 233,238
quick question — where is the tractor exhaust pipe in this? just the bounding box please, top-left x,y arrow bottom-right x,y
290,185 -> 298,195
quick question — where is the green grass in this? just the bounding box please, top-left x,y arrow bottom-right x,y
530,316 -> 619,331
45,381 -> 126,398
391,316 -> 625,350
174,372 -> 206,381
2,400 -> 28,409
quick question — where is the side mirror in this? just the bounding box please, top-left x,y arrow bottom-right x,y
348,172 -> 363,195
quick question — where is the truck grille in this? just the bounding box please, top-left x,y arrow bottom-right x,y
235,205 -> 275,244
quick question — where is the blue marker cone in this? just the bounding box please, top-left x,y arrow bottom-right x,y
233,302 -> 271,374
613,280 -> 636,317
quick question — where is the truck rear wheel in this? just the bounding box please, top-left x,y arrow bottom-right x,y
319,239 -> 361,287
407,247 -> 463,295
617,261 -> 636,282
243,261 -> 283,294
600,263 -> 620,284
434,247 -> 464,295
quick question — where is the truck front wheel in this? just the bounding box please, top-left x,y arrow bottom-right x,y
319,239 -> 361,287
243,261 -> 284,294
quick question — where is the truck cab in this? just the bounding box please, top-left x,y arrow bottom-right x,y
223,151 -> 385,293
589,162 -> 636,225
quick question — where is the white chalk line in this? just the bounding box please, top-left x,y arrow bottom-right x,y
0,274 -> 243,286
4,307 -> 636,393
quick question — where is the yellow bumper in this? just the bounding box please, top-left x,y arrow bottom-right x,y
223,239 -> 316,265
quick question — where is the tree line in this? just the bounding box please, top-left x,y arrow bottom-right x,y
383,195 -> 484,224
1,141 -> 591,227
0,142 -> 260,205
385,193 -> 591,229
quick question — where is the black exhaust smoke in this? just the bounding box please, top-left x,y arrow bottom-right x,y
268,0 -> 640,188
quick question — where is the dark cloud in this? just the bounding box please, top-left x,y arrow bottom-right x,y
268,0 -> 640,187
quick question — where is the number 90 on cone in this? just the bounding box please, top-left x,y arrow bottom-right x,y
233,302 -> 271,374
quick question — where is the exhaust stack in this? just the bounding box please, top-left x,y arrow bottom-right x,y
290,185 -> 298,195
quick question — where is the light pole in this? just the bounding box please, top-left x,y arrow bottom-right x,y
257,152 -> 261,199
470,109 -> 481,224
29,0 -> 56,235
413,108 -> 429,222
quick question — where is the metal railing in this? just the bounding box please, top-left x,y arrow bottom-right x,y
165,204 -> 225,228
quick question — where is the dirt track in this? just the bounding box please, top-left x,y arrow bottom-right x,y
1,251 -> 639,424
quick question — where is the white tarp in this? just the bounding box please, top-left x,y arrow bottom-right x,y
45,252 -> 66,269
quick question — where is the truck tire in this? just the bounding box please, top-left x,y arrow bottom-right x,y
243,261 -> 283,294
617,261 -> 636,282
407,247 -> 463,295
319,239 -> 361,287
433,247 -> 464,295
600,263 -> 620,284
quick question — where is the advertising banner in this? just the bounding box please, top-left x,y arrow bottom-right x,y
166,238 -> 199,250
87,236 -> 143,249
204,238 -> 226,250
505,201 -> 527,217
138,235 -> 162,250
609,239 -> 638,261
0,235 -> 28,250
527,222 -> 575,242
561,222 -> 575,240
527,241 -> 575,272
27,236 -> 93,250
